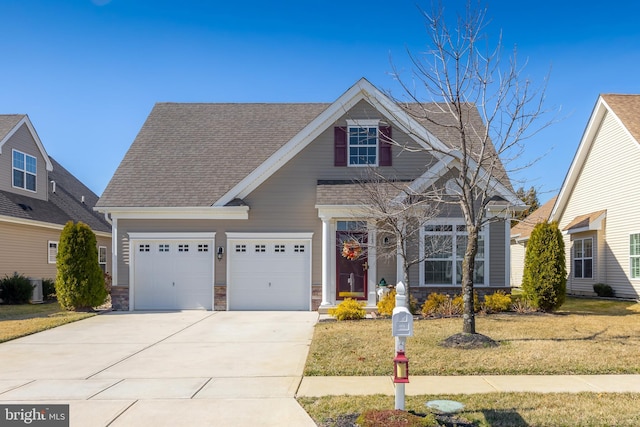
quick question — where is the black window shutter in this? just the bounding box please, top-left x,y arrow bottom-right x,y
334,126 -> 347,166
379,126 -> 392,166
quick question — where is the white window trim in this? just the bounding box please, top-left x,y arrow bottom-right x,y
630,232 -> 640,280
346,119 -> 380,167
48,241 -> 58,264
572,237 -> 594,279
99,246 -> 107,266
419,219 -> 488,287
12,149 -> 37,193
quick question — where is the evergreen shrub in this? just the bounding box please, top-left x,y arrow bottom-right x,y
55,221 -> 108,311
328,298 -> 366,320
483,291 -> 512,313
593,283 -> 615,297
0,273 -> 33,304
521,221 -> 566,311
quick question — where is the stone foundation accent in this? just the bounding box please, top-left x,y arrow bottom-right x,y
311,284 -> 322,311
214,285 -> 227,311
110,286 -> 129,311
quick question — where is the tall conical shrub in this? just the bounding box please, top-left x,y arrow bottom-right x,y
55,221 -> 107,310
521,221 -> 566,311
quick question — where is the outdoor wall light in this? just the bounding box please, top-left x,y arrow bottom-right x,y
217,246 -> 224,260
393,350 -> 409,383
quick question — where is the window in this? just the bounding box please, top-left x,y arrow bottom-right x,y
235,244 -> 246,253
198,244 -> 209,252
12,150 -> 37,191
178,244 -> 189,252
631,234 -> 640,279
422,222 -> 485,286
348,126 -> 378,166
255,244 -> 266,253
99,246 -> 107,272
48,241 -> 58,264
159,244 -> 170,252
294,244 -> 305,253
573,238 -> 593,279
139,244 -> 150,252
275,244 -> 286,253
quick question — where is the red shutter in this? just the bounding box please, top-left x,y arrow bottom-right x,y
379,126 -> 392,166
334,126 -> 347,166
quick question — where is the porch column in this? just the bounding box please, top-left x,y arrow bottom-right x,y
320,217 -> 332,307
396,218 -> 405,284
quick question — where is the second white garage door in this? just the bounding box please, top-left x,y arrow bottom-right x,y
227,234 -> 312,310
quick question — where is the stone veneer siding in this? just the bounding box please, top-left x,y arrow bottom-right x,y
214,285 -> 227,311
110,286 -> 129,311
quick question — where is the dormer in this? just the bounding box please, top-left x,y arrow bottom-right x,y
0,115 -> 53,202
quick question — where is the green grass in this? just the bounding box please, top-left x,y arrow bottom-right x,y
305,297 -> 640,376
299,393 -> 640,427
0,302 -> 95,343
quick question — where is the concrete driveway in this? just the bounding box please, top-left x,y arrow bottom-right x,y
0,311 -> 318,426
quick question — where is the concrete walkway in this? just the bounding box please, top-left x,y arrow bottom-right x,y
0,311 -> 318,427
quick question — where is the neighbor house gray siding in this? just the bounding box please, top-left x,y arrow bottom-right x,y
0,124 -> 48,201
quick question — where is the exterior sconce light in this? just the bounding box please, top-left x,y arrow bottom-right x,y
393,350 -> 409,383
217,246 -> 224,260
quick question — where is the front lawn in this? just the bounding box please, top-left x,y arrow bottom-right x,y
0,303 -> 95,343
299,393 -> 640,427
304,297 -> 640,376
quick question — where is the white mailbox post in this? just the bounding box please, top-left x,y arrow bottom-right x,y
391,281 -> 413,410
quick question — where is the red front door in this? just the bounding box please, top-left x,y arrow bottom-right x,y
336,230 -> 368,300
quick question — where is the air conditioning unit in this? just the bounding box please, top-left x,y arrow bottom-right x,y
29,278 -> 43,304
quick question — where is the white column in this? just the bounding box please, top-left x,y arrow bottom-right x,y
320,217 -> 332,307
111,217 -> 118,286
396,219 -> 405,284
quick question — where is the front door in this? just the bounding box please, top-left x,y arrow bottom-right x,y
336,230 -> 368,300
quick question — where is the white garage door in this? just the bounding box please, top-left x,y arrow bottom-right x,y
227,235 -> 311,310
131,234 -> 215,310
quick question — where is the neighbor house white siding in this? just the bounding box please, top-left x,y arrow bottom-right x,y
557,111 -> 640,298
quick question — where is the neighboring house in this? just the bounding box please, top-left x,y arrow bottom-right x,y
550,94 -> 640,299
510,196 -> 557,287
0,115 -> 112,282
95,78 -> 523,312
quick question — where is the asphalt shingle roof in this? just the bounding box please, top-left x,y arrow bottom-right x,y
98,100 -> 513,208
601,94 -> 640,144
511,196 -> 557,240
0,115 -> 24,140
97,103 -> 330,207
0,157 -> 110,233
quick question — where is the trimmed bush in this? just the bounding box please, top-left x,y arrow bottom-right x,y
377,288 -> 420,316
0,273 -> 33,304
593,283 -> 615,298
521,221 -> 566,312
421,292 -> 450,316
483,291 -> 512,313
328,298 -> 366,320
42,278 -> 56,300
55,221 -> 108,311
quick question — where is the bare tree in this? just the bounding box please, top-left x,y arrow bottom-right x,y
352,171 -> 443,296
382,2 -> 550,337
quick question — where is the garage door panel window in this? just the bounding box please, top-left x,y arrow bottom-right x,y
159,244 -> 170,252
294,244 -> 305,253
139,244 -> 150,252
235,244 -> 246,252
178,244 -> 189,252
275,244 -> 286,253
255,244 -> 266,252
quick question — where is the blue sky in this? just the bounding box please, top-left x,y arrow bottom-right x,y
2,1 -> 640,204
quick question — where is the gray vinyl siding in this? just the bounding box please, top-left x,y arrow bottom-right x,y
0,124 -> 48,201
489,220 -> 506,286
558,111 -> 640,298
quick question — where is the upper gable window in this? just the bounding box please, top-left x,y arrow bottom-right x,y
348,120 -> 379,166
334,122 -> 392,167
12,150 -> 37,192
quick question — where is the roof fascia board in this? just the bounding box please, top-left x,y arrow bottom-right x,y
214,78 -> 454,207
0,116 -> 53,172
0,214 -> 110,237
94,206 -> 249,220
551,96 -> 607,222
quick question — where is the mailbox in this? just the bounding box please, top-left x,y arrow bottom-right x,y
391,306 -> 414,337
